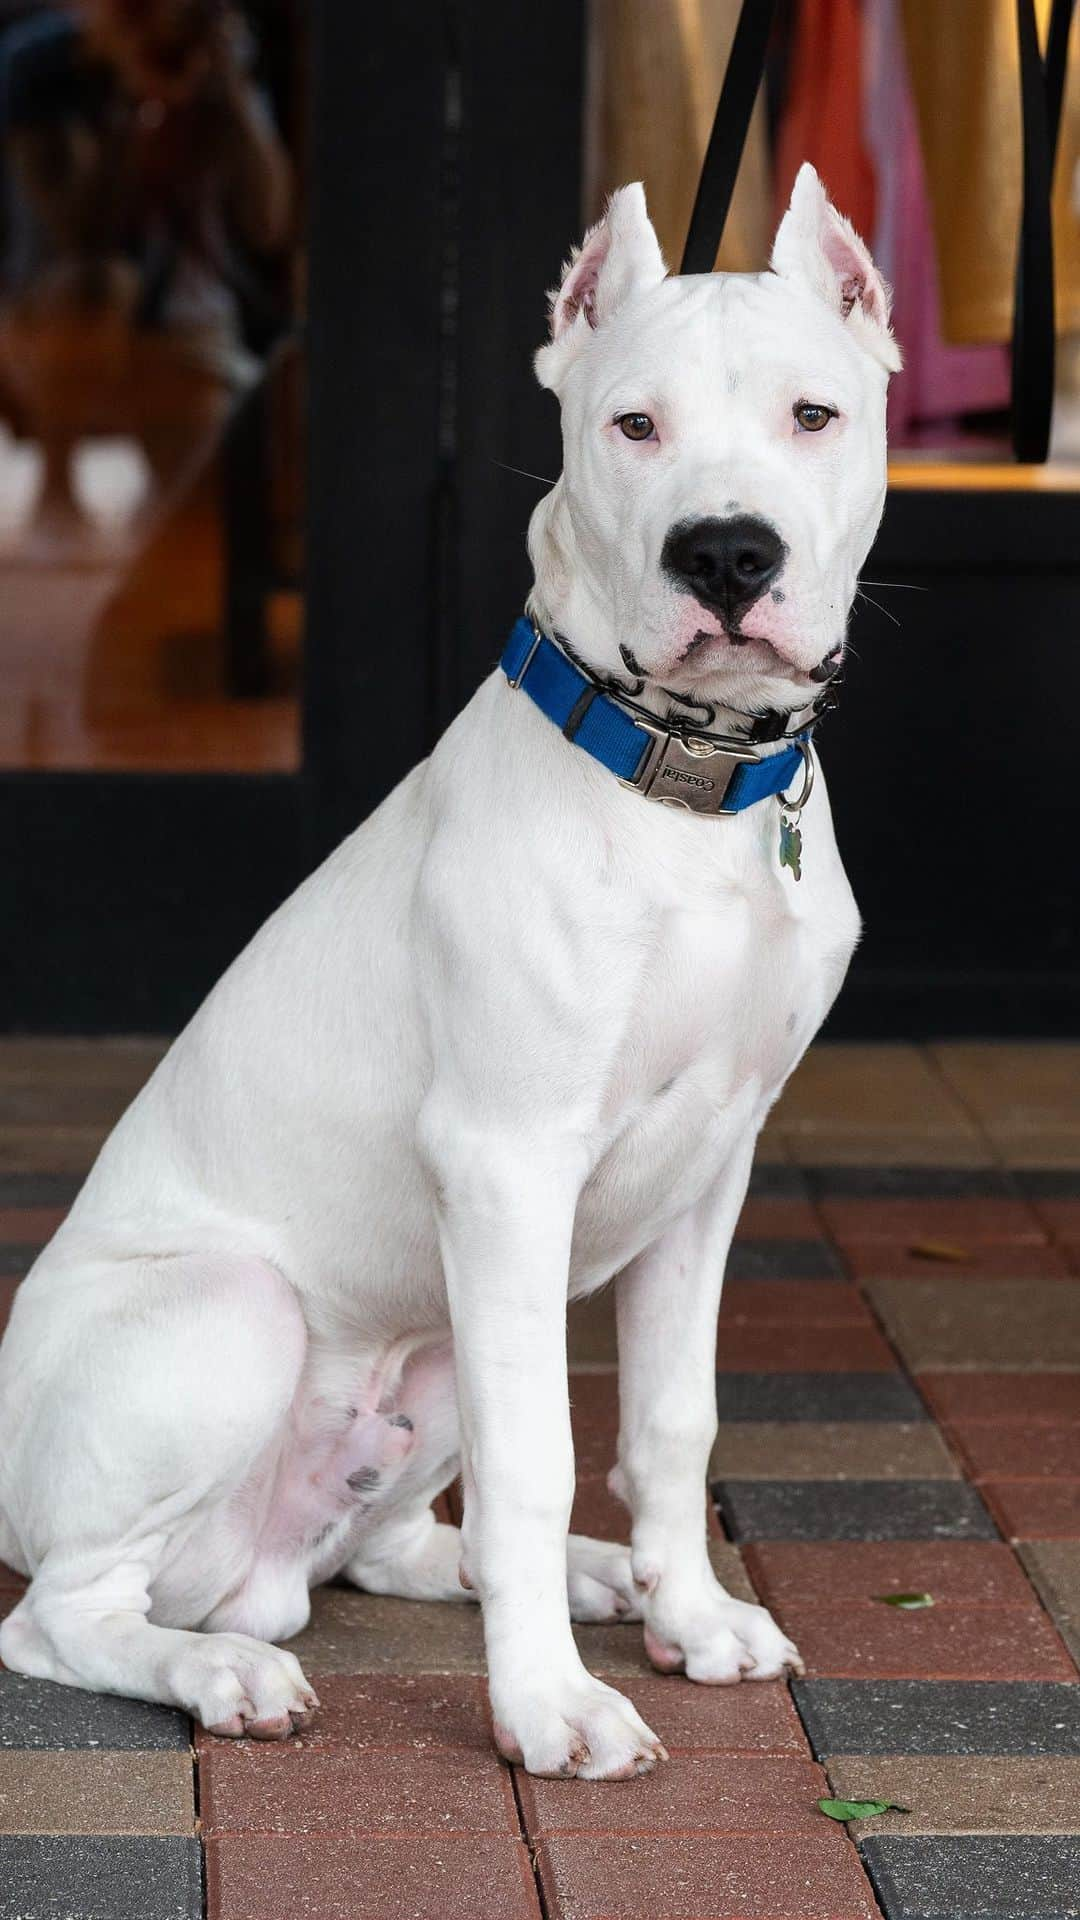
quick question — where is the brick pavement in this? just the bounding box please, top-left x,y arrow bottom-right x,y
0,1040 -> 1078,1918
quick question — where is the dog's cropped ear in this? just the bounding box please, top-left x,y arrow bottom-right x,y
535,184 -> 667,389
771,163 -> 901,373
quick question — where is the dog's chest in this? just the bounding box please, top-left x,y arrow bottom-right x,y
571,832 -> 855,1282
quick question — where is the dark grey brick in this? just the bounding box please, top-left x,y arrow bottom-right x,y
0,1175 -> 80,1207
860,1835 -> 1080,1920
792,1680 -> 1080,1758
725,1237 -> 845,1280
746,1163 -> 810,1198
1014,1170 -> 1080,1199
805,1167 -> 1017,1199
713,1478 -> 997,1542
0,1674 -> 190,1751
0,1247 -> 34,1276
716,1372 -> 929,1422
0,1836 -> 201,1919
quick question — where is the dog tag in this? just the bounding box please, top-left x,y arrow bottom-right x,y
779,812 -> 802,881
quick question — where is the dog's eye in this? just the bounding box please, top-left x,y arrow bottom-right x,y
617,412 -> 656,441
793,401 -> 835,433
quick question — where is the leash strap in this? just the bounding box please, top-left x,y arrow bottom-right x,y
680,0 -> 778,275
1012,0 -> 1076,462
501,618 -> 809,816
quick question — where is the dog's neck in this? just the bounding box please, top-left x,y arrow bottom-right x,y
526,486 -> 823,750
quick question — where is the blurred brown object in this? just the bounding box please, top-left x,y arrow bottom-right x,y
901,0 -> 1080,344
584,0 -> 772,271
0,283 -> 233,534
84,0 -> 241,110
83,334 -> 303,724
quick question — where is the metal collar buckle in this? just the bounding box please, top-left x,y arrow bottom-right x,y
622,723 -> 760,817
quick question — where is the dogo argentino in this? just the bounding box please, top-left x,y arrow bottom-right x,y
0,164 -> 899,1779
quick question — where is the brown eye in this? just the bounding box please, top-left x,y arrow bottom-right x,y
618,412 -> 656,441
794,401 -> 834,433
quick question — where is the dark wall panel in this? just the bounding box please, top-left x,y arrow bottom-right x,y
823,485 -> 1080,1034
0,777 -> 305,1033
450,0 -> 586,720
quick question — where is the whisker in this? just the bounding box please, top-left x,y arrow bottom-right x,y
491,459 -> 557,486
855,588 -> 901,628
859,579 -> 929,591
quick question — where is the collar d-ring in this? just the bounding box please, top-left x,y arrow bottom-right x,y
778,738 -> 815,815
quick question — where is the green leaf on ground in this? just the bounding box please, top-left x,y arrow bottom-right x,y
873,1591 -> 934,1609
818,1797 -> 910,1822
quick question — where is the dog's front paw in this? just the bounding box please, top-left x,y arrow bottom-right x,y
645,1595 -> 803,1685
492,1675 -> 667,1780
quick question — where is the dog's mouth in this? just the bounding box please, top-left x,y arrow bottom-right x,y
682,625 -> 840,684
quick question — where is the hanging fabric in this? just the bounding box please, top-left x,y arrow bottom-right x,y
900,0 -> 1079,349
771,0 -> 875,241
586,0 -> 772,272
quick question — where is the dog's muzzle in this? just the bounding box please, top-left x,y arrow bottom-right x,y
661,515 -> 786,623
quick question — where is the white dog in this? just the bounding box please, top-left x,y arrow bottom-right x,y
0,165 -> 898,1781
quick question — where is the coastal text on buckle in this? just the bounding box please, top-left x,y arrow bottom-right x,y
621,724 -> 760,817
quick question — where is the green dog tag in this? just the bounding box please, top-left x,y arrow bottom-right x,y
779,813 -> 802,881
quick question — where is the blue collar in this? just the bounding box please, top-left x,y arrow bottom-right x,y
500,617 -> 813,819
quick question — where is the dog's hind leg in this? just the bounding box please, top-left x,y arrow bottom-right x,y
566,1535 -> 642,1622
0,1253 -> 319,1737
341,1339 -> 470,1603
341,1345 -> 639,1619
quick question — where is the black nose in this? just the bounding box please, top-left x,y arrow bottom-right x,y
661,515 -> 786,622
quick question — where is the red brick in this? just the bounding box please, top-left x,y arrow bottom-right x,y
591,1675 -> 807,1755
0,1559 -> 27,1593
949,1422 -> 1080,1482
1034,1196 -> 1080,1247
0,1278 -> 18,1335
718,1283 -> 873,1328
537,1831 -> 879,1920
982,1480 -> 1080,1541
567,1480 -> 723,1551
843,1241 -> 1071,1280
918,1373 -> 1080,1425
519,1753 -> 827,1837
773,1603 -> 1075,1680
570,1476 -> 631,1545
570,1374 -> 619,1476
0,1207 -> 67,1242
819,1197 -> 1046,1246
196,1675 -> 490,1755
735,1197 -> 822,1239
206,1833 -> 540,1920
743,1540 -> 1037,1611
716,1324 -> 897,1372
200,1742 -> 518,1836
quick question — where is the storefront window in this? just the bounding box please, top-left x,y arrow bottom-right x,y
0,0 -> 304,771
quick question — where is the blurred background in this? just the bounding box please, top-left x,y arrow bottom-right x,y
1,0 -> 1077,1032
0,0 -> 303,774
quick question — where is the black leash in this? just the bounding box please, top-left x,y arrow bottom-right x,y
680,0 -> 778,275
681,0 -> 1074,465
1012,0 -> 1076,462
